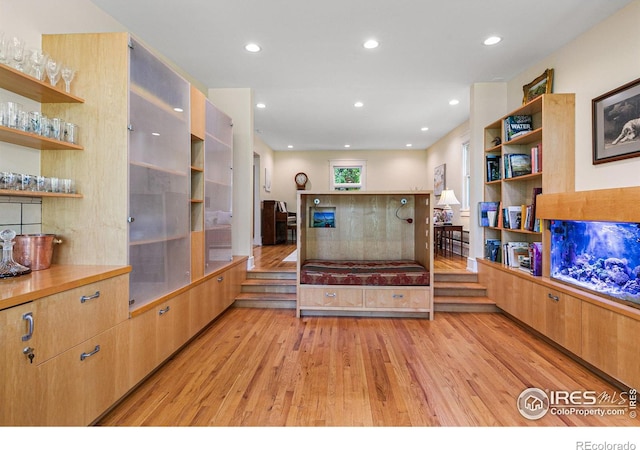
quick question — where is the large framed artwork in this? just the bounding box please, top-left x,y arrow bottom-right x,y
522,68 -> 554,104
434,164 -> 445,196
592,77 -> 640,164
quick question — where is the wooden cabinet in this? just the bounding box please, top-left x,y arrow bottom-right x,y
483,94 -> 574,275
582,302 -> 640,389
262,200 -> 287,245
299,286 -> 363,308
364,288 -> 430,309
0,271 -> 129,426
0,302 -> 39,426
531,284 -> 582,355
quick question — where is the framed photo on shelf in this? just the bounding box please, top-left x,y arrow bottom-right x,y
522,68 -> 554,104
592,77 -> 640,165
433,163 -> 445,196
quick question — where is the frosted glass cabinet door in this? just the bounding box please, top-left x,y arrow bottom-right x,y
128,37 -> 191,309
204,101 -> 233,273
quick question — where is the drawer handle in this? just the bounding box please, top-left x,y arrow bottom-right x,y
325,292 -> 337,298
22,312 -> 34,342
548,293 -> 560,302
80,345 -> 100,361
217,276 -> 224,282
159,306 -> 171,316
392,294 -> 405,299
80,291 -> 101,303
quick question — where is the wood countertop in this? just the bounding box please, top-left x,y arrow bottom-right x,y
0,264 -> 131,311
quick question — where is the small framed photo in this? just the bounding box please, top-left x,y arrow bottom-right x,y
522,69 -> 554,104
592,77 -> 640,165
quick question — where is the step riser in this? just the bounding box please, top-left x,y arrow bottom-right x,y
233,300 -> 296,309
433,273 -> 478,283
241,285 -> 297,294
435,288 -> 487,297
247,272 -> 297,280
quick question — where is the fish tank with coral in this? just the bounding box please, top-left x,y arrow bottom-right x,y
550,220 -> 640,308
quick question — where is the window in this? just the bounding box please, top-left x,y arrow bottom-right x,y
329,160 -> 366,191
461,141 -> 470,214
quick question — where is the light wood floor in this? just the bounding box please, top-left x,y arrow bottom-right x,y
97,245 -> 636,427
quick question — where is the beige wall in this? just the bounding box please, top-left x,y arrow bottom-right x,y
505,0 -> 640,192
270,149 -> 428,210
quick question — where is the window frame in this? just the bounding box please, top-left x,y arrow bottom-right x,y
329,159 -> 367,191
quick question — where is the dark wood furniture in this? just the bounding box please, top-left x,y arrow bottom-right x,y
434,224 -> 463,257
262,200 -> 287,245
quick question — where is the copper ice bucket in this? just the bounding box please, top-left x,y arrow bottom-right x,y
13,234 -> 62,270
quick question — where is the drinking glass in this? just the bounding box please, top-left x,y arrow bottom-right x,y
4,102 -> 23,129
27,48 -> 48,81
8,36 -> 25,71
61,65 -> 76,93
64,122 -> 78,144
0,33 -> 8,65
45,57 -> 61,87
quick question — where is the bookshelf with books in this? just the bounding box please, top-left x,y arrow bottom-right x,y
481,93 -> 575,273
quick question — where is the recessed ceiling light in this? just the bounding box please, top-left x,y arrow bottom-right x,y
256,103 -> 266,109
245,43 -> 261,53
173,107 -> 184,112
354,101 -> 364,108
363,39 -> 379,49
483,36 -> 502,46
421,127 -> 429,131
151,132 -> 160,136
287,145 -> 293,149
344,144 -> 351,148
449,99 -> 460,106
406,144 -> 413,147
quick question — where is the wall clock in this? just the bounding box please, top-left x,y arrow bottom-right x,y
295,172 -> 308,190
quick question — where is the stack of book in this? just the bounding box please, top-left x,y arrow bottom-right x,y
486,154 -> 501,182
531,144 -> 542,173
504,115 -> 532,141
504,153 -> 532,178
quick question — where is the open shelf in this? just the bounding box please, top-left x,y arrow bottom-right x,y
0,63 -> 84,103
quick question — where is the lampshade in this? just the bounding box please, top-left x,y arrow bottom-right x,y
437,189 -> 460,207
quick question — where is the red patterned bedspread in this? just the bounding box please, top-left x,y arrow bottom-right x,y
300,260 -> 430,286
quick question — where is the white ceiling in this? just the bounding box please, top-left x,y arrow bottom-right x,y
89,0 -> 633,152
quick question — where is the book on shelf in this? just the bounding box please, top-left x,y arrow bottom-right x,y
506,206 -> 522,230
529,242 -> 543,276
530,187 -> 543,232
486,154 -> 501,182
504,153 -> 532,178
530,144 -> 542,173
484,239 -> 501,263
504,115 -> 533,141
478,201 -> 500,227
503,241 -> 530,268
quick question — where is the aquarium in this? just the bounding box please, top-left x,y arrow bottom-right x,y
550,220 -> 640,308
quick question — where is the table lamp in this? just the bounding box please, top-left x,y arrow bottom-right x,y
437,189 -> 460,225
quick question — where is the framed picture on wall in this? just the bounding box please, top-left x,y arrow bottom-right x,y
434,164 -> 445,196
522,68 -> 554,104
592,77 -> 640,164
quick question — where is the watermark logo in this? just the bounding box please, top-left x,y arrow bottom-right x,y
517,387 -> 637,420
517,387 -> 550,420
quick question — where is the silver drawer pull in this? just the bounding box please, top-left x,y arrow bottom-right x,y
217,276 -> 224,282
325,292 -> 337,298
22,312 -> 34,342
547,293 -> 560,302
392,294 -> 405,299
80,291 -> 100,303
80,345 -> 100,361
159,306 -> 170,316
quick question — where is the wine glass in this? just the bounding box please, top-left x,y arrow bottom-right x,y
0,33 -> 8,65
28,48 -> 49,81
45,57 -> 61,87
8,36 -> 25,71
61,65 -> 76,93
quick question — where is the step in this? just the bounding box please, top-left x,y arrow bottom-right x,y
434,295 -> 498,313
247,269 -> 297,280
433,271 -> 478,283
241,278 -> 297,294
233,292 -> 296,309
433,281 -> 487,297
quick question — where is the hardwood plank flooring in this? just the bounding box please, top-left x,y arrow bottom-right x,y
97,246 -> 636,428
98,307 -> 636,427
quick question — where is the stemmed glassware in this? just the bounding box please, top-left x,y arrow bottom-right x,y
0,32 -> 8,65
8,36 -> 25,71
61,65 -> 76,93
45,57 -> 61,87
28,48 -> 49,81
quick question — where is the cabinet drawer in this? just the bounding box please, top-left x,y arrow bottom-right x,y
37,326 -> 119,426
37,274 -> 129,362
364,288 -> 429,309
299,287 -> 363,307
